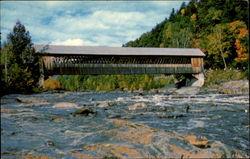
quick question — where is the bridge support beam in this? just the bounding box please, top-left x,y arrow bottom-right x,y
191,72 -> 205,87
175,72 -> 205,88
38,57 -> 45,88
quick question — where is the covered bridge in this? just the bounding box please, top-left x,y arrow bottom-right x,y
34,45 -> 205,76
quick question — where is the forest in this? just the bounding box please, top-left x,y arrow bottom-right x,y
124,0 -> 248,70
0,0 -> 249,94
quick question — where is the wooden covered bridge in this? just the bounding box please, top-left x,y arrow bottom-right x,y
34,45 -> 205,86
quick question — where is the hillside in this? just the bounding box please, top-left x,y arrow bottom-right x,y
123,0 -> 249,70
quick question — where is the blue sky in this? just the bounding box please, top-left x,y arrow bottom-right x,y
1,1 -> 188,46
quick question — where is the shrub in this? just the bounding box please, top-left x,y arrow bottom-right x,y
44,78 -> 61,90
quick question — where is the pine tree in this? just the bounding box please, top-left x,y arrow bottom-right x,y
1,20 -> 40,93
169,8 -> 175,21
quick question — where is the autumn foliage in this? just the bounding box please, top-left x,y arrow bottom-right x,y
228,21 -> 249,62
124,0 -> 249,70
44,78 -> 61,90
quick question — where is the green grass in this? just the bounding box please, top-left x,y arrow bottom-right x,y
204,69 -> 248,87
55,69 -> 248,91
57,74 -> 175,91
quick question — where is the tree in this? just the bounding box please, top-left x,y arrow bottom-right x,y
122,0 -> 249,71
1,21 -> 40,93
163,22 -> 193,48
169,8 -> 175,21
228,20 -> 249,67
207,24 -> 231,69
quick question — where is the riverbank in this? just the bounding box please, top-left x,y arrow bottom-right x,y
204,69 -> 248,87
0,69 -> 247,97
204,69 -> 249,95
40,69 -> 248,93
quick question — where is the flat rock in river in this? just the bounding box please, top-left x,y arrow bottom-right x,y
52,102 -> 79,108
174,86 -> 201,95
0,108 -> 18,114
16,97 -> 49,105
81,119 -> 232,158
126,103 -> 148,110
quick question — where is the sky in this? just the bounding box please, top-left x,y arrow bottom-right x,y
1,1 -> 188,47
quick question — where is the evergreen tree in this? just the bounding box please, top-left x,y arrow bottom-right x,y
169,8 -> 175,21
1,21 -> 40,94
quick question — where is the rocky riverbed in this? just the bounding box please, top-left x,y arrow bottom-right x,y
1,82 -> 249,158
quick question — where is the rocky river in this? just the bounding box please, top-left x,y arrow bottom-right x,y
1,86 -> 249,158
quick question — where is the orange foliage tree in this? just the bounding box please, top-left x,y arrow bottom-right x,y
228,20 -> 249,63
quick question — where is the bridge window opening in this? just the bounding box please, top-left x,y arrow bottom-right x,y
52,55 -> 192,65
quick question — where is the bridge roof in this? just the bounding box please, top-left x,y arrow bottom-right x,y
34,45 -> 205,57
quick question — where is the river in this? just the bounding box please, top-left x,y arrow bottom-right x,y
1,89 -> 249,158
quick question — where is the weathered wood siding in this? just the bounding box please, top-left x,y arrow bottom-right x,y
191,57 -> 203,73
43,56 -> 54,70
40,55 -> 203,75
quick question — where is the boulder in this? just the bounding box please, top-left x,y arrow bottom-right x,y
126,103 -> 148,110
174,86 -> 201,95
183,135 -> 210,148
149,89 -> 159,94
51,116 -> 63,121
123,88 -> 129,91
52,102 -> 79,108
218,80 -> 249,94
46,140 -> 55,146
73,107 -> 96,116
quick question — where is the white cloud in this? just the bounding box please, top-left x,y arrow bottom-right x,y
52,39 -> 85,46
43,1 -> 67,7
1,1 -> 185,46
150,1 -> 189,9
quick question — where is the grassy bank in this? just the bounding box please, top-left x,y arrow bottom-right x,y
56,74 -> 175,91
204,69 -> 248,88
42,69 -> 248,91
